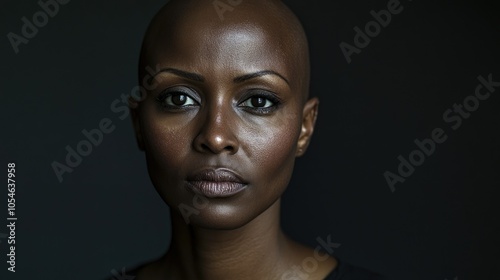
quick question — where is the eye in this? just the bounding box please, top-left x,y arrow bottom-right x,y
164,93 -> 197,106
156,87 -> 199,110
238,90 -> 281,115
241,96 -> 275,109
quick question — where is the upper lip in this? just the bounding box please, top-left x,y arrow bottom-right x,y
187,168 -> 246,184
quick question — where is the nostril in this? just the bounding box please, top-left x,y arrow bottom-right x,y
224,145 -> 235,153
201,143 -> 211,152
199,142 -> 236,154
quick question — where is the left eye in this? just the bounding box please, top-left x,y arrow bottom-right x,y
240,96 -> 275,108
164,93 -> 197,107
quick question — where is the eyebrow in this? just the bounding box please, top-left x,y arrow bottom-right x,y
152,68 -> 289,85
233,70 -> 290,85
152,68 -> 205,82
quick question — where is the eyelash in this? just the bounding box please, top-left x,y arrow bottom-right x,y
238,91 -> 281,114
155,88 -> 282,114
156,88 -> 199,111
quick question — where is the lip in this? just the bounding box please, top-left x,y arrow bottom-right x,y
186,169 -> 247,198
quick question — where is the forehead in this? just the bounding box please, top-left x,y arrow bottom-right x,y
141,2 -> 304,89
154,25 -> 289,74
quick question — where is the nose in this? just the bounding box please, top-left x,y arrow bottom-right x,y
193,102 -> 239,155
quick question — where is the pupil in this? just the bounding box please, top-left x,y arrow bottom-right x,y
251,97 -> 265,107
172,94 -> 186,105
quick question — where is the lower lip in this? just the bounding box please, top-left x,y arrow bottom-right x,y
186,181 -> 247,198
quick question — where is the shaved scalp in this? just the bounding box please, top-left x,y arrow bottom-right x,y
138,0 -> 310,101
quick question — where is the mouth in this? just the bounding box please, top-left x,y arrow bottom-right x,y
186,168 -> 248,198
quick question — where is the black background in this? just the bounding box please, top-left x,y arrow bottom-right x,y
1,0 -> 499,279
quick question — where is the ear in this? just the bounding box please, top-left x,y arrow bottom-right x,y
129,97 -> 145,151
296,97 -> 319,157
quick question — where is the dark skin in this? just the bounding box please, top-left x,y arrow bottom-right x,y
130,0 -> 337,279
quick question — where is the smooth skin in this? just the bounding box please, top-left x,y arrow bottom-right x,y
130,0 -> 337,279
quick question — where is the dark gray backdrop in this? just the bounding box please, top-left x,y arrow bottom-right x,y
1,0 -> 499,279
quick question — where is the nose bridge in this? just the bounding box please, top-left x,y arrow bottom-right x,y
210,96 -> 226,126
205,101 -> 228,137
194,94 -> 239,154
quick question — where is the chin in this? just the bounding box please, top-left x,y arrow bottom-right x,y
175,204 -> 257,230
171,194 -> 281,230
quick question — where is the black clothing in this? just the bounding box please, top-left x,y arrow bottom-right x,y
324,259 -> 384,280
114,258 -> 384,279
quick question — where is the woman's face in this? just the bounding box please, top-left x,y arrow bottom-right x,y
132,15 -> 317,230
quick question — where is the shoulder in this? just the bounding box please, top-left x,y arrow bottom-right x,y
324,259 -> 385,280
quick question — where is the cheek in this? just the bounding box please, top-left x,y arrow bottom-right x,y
244,114 -> 301,195
144,124 -> 186,167
253,125 -> 298,168
139,111 -> 194,202
141,109 -> 194,170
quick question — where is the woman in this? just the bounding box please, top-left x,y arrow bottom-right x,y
127,0 -> 384,279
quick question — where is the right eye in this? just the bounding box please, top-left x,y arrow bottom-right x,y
164,93 -> 197,106
156,87 -> 199,110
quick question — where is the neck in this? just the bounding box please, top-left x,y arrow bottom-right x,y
163,200 -> 291,280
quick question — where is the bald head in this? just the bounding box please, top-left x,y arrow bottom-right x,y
138,0 -> 311,101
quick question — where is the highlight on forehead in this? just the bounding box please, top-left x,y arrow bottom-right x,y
138,0 -> 310,101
